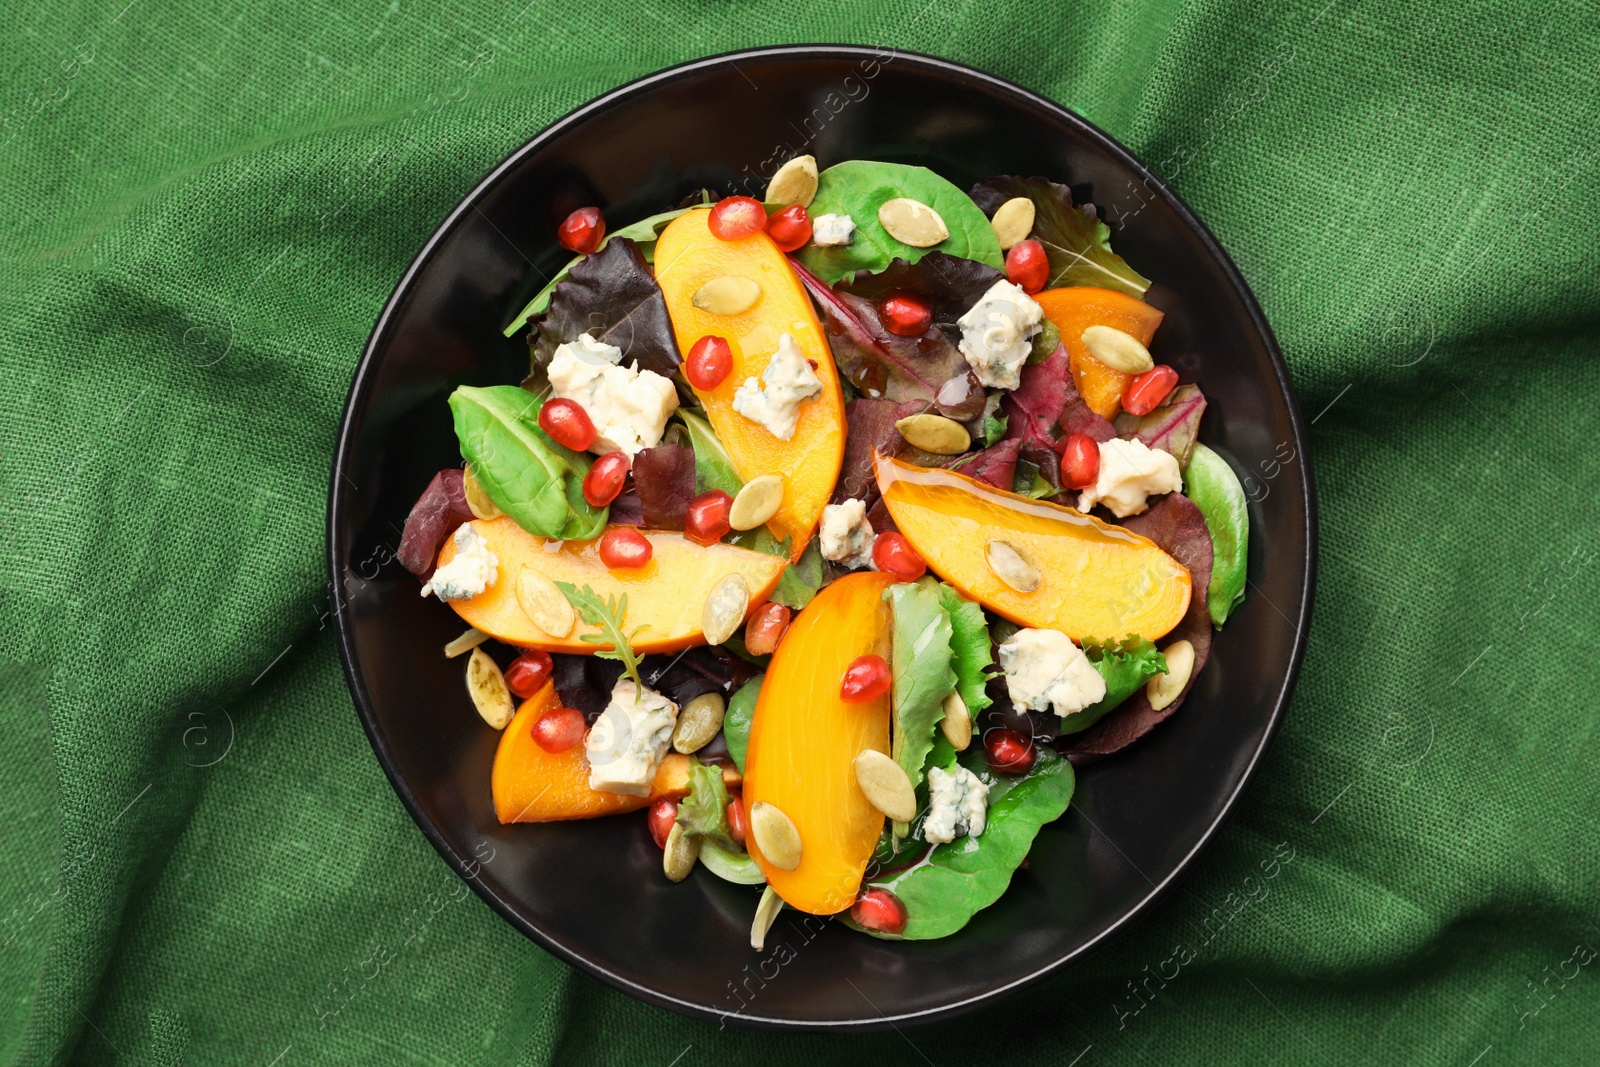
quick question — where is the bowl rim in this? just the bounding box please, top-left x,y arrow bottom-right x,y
328,42 -> 1318,1031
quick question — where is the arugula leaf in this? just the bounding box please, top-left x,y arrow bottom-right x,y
851,747 -> 1075,940
675,758 -> 736,851
553,582 -> 644,687
886,579 -> 957,792
677,409 -> 743,497
980,414 -> 1008,448
970,176 -> 1150,298
448,385 -> 607,541
723,674 -> 762,774
699,841 -> 765,884
771,538 -> 824,610
1057,635 -> 1167,735
796,161 -> 1003,284
937,584 -> 993,715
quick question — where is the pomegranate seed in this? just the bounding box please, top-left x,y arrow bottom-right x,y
765,204 -> 812,252
582,451 -> 630,507
685,335 -> 734,391
1005,239 -> 1049,294
1060,432 -> 1101,491
725,795 -> 748,848
557,206 -> 605,255
1122,365 -> 1179,416
841,654 -> 892,703
744,601 -> 791,656
648,797 -> 678,849
504,650 -> 555,698
708,196 -> 767,240
984,728 -> 1036,775
851,887 -> 908,935
598,527 -> 652,569
532,706 -> 586,753
880,291 -> 932,337
872,531 -> 927,582
538,398 -> 596,452
684,490 -> 732,546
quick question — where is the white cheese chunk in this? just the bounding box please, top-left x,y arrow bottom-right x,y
923,764 -> 989,846
956,279 -> 1043,391
810,213 -> 855,246
420,523 -> 498,602
1076,437 -> 1182,518
547,332 -> 679,457
584,678 -> 679,796
819,498 -> 874,569
730,333 -> 823,441
997,628 -> 1106,717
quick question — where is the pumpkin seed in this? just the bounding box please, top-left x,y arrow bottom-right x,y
852,749 -> 917,822
663,822 -> 700,882
1080,325 -> 1155,374
765,155 -> 818,207
729,474 -> 784,531
990,196 -> 1036,250
985,539 -> 1042,593
877,197 -> 949,247
462,464 -> 502,520
749,801 -> 802,871
464,647 -> 514,730
672,692 -> 726,754
701,572 -> 750,646
896,413 -> 970,455
1146,639 -> 1196,711
692,275 -> 762,316
515,567 -> 575,637
443,627 -> 490,658
939,691 -> 973,751
750,885 -> 783,950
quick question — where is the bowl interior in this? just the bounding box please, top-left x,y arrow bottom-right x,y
330,46 -> 1314,1030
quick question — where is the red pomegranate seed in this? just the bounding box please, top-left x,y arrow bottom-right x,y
871,531 -> 926,582
851,887 -> 908,935
841,654 -> 892,703
1122,365 -> 1179,416
532,706 -> 586,753
744,601 -> 792,656
1060,432 -> 1101,491
1005,239 -> 1049,294
538,398 -> 596,452
598,527 -> 652,569
880,291 -> 932,337
684,490 -> 732,546
648,797 -> 678,849
708,196 -> 767,240
725,795 -> 748,848
557,207 -> 605,255
582,451 -> 630,507
765,204 -> 812,252
984,728 -> 1036,775
504,650 -> 555,698
685,335 -> 734,391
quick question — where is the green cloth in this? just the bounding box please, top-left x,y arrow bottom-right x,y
3,0 -> 1597,1062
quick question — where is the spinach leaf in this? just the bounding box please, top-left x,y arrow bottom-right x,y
853,747 -> 1074,940
771,538 -> 823,611
937,584 -> 993,715
797,161 -> 1003,284
970,176 -> 1150,299
675,758 -> 736,851
1057,635 -> 1167,735
699,841 -> 765,884
678,409 -> 742,497
531,237 -> 682,376
723,674 -> 762,774
886,578 -> 957,793
448,385 -> 607,541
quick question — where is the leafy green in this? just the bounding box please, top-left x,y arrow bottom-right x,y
1058,635 -> 1168,735
677,409 -> 742,497
553,583 -> 644,687
1114,384 -> 1207,468
503,205 -> 693,337
937,584 -> 993,714
675,758 -> 736,851
1011,457 -> 1057,499
531,237 -> 682,376
886,579 -> 957,793
699,841 -> 764,884
970,176 -> 1150,299
797,161 -> 1003,284
771,538 -> 824,611
980,414 -> 1009,448
851,747 -> 1075,940
1185,444 -> 1249,627
448,385 -> 607,540
723,674 -> 762,774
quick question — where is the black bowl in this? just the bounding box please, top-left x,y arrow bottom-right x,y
329,45 -> 1315,1030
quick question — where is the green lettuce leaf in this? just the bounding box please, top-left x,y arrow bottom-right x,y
771,538 -> 824,611
699,841 -> 764,884
970,176 -> 1150,299
674,758 -> 735,851
1057,635 -> 1168,735
887,578 -> 957,793
678,409 -> 743,497
937,584 -> 993,715
723,674 -> 762,774
1185,443 -> 1249,627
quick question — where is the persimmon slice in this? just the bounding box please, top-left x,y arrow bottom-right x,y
1033,287 -> 1164,420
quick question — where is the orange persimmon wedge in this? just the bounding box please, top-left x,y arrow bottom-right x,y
438,517 -> 786,653
1034,287 -> 1165,420
876,454 -> 1190,642
654,209 -> 845,559
743,572 -> 894,914
493,681 -> 741,823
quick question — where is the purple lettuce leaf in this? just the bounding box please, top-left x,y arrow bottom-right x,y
397,469 -> 474,577
533,237 -> 682,376
833,398 -> 952,508
633,444 -> 696,530
834,253 -> 1003,328
1114,384 -> 1206,467
970,177 -> 1151,299
607,489 -> 645,527
950,437 -> 1021,491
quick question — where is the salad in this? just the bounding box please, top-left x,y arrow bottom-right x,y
395,154 -> 1251,946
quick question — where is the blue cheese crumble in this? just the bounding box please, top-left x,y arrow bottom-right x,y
546,332 -> 678,457
810,213 -> 855,246
997,628 -> 1106,717
730,332 -> 823,441
956,279 -> 1044,391
819,498 -> 874,569
584,678 -> 679,796
420,523 -> 498,602
923,764 -> 989,846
